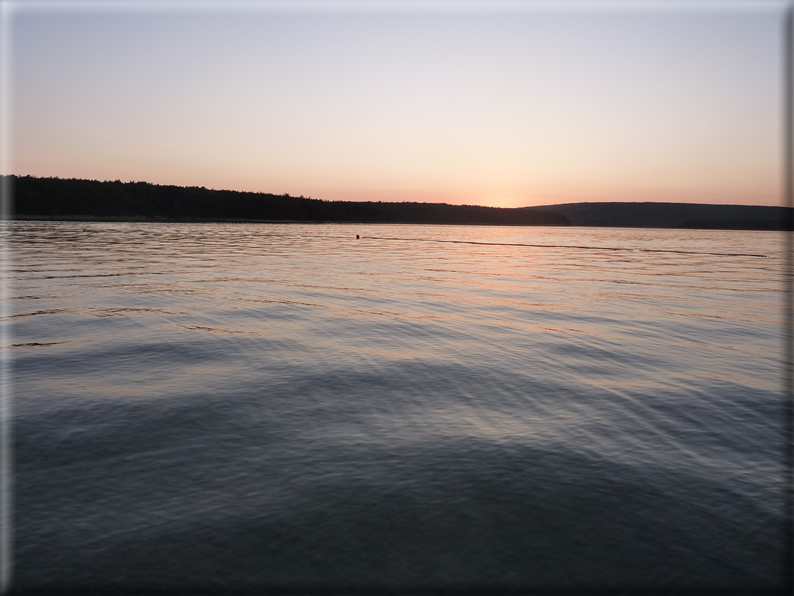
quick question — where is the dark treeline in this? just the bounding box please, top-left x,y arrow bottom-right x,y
527,201 -> 792,231
6,176 -> 570,226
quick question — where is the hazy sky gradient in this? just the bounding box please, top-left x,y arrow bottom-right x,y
6,1 -> 788,207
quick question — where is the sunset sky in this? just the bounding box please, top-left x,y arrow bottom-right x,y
3,0 -> 788,208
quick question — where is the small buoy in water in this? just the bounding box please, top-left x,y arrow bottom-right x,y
356,234 -> 359,239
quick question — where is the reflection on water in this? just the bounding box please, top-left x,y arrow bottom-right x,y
6,221 -> 787,592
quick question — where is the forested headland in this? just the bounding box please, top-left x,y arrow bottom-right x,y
5,176 -> 570,226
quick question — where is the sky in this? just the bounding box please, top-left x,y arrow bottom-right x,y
2,0 -> 789,208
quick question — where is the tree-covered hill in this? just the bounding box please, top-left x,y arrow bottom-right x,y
526,201 -> 791,230
5,176 -> 570,226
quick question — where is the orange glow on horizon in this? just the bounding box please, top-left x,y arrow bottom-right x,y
10,7 -> 784,210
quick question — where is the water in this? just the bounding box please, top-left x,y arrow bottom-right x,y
6,221 -> 788,593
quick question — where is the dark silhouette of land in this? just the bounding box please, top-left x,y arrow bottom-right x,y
526,201 -> 791,231
5,176 -> 569,226
6,176 -> 790,229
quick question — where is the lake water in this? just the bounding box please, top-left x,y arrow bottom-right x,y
6,221 -> 789,593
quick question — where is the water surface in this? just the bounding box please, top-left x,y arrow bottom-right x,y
7,222 -> 787,592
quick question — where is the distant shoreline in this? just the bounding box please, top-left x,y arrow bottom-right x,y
4,175 -> 570,227
4,176 -> 791,230
11,214 -> 323,224
10,214 -> 569,227
8,213 -> 788,231
526,201 -> 791,231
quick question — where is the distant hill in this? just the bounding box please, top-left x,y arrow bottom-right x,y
5,175 -> 569,227
526,201 -> 792,231
8,177 -> 789,230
